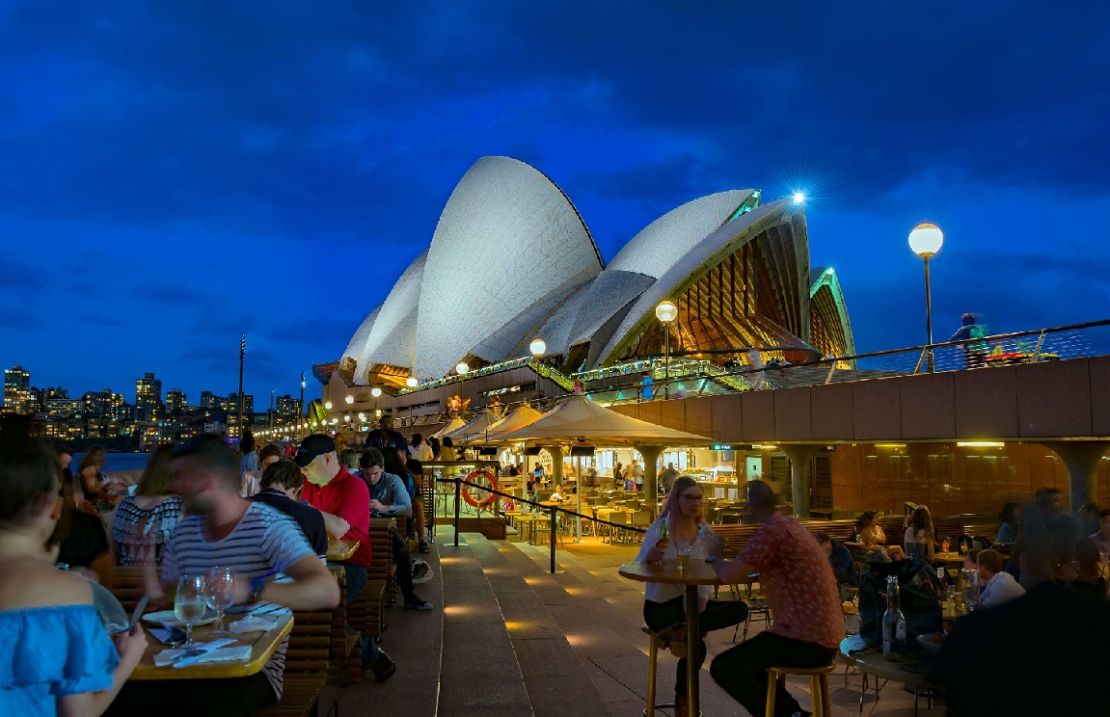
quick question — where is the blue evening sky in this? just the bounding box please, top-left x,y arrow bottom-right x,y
1,2 -> 1108,402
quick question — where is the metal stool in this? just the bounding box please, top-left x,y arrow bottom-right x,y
764,663 -> 835,717
640,626 -> 675,717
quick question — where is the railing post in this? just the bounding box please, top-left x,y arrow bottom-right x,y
453,477 -> 461,548
549,506 -> 557,574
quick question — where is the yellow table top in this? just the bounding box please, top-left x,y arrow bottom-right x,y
327,539 -> 359,562
132,612 -> 293,681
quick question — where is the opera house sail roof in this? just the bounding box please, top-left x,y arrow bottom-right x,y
333,155 -> 854,387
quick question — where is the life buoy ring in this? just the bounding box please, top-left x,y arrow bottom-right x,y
462,469 -> 499,509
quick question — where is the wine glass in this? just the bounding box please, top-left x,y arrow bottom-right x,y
175,574 -> 209,655
206,567 -> 236,635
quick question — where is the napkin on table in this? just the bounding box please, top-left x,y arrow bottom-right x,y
153,638 -> 251,668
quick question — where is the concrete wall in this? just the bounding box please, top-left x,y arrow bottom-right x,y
613,356 -> 1110,443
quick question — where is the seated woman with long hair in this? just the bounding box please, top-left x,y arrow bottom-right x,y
904,505 -> 936,561
109,445 -> 183,567
0,435 -> 147,714
636,476 -> 747,714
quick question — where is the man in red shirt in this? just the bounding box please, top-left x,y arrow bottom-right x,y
708,480 -> 841,717
296,434 -> 395,682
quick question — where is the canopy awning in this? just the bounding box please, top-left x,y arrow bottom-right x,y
444,409 -> 501,444
479,402 -> 546,443
429,416 -> 467,440
492,395 -> 712,447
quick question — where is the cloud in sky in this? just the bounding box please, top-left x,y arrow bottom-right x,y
0,1 -> 1107,400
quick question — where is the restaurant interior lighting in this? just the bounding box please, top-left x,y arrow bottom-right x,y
370,387 -> 382,398
875,443 -> 907,449
529,337 -> 546,357
406,376 -> 419,388
957,441 -> 1005,448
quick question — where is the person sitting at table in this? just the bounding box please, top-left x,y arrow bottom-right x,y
815,532 -> 856,600
1090,509 -> 1110,555
903,505 -> 936,561
0,434 -> 147,715
942,503 -> 1110,715
110,444 -> 183,567
1069,537 -> 1108,600
995,502 -> 1021,545
638,476 -> 747,716
977,548 -> 1025,608
249,459 -> 327,558
361,448 -> 433,610
855,511 -> 891,562
113,435 -> 340,717
708,481 -> 841,717
296,435 -> 396,683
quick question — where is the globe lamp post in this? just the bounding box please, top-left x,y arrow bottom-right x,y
655,300 -> 678,399
908,222 -> 944,373
529,337 -> 546,359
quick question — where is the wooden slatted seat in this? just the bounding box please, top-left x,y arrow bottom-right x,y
368,517 -> 397,603
259,609 -> 333,717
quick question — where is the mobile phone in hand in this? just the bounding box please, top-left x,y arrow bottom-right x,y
129,594 -> 150,632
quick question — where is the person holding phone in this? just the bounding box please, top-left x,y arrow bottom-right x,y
0,435 -> 147,715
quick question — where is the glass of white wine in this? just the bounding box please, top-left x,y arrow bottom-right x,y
175,574 -> 209,655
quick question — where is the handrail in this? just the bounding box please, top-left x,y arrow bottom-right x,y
436,476 -> 646,574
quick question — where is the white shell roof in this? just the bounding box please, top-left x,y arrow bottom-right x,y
567,269 -> 655,347
594,199 -> 799,364
607,190 -> 755,278
352,251 -> 427,382
414,156 -> 603,378
342,307 -> 380,362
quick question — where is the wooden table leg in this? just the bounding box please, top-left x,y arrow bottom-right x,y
684,584 -> 699,717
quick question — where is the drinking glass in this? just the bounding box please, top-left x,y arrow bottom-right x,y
941,537 -> 951,553
175,574 -> 209,655
206,567 -> 236,635
675,544 -> 691,572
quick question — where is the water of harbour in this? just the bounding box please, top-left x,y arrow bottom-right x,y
72,452 -> 150,475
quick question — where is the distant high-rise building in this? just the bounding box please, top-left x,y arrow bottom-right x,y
227,392 -> 254,416
135,372 -> 163,421
3,365 -> 33,415
199,391 -> 218,410
81,389 -> 116,417
166,388 -> 188,415
276,394 -> 301,417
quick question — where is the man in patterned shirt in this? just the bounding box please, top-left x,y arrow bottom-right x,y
708,481 -> 841,717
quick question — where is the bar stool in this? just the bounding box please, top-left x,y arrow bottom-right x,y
639,626 -> 675,717
764,663 -> 834,717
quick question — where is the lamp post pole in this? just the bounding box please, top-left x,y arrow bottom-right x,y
655,301 -> 678,399
237,334 -> 245,438
299,371 -> 306,437
908,223 -> 944,374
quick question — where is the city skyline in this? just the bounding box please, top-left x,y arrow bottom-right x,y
1,4 -> 1108,400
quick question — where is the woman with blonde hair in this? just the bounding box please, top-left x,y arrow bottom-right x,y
636,476 -> 747,714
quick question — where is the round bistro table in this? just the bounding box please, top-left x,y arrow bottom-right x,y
619,559 -> 722,717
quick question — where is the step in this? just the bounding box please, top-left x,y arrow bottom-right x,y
463,536 -> 612,717
436,533 -> 533,717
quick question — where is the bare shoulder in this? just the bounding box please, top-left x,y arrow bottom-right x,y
0,559 -> 94,609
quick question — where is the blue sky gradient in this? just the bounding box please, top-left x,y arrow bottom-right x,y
1,2 -> 1108,402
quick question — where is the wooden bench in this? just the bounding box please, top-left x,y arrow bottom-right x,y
368,517 -> 398,605
259,609 -> 334,717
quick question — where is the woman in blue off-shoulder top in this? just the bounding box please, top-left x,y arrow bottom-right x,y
0,435 -> 147,716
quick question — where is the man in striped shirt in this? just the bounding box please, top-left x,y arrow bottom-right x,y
120,435 -> 340,716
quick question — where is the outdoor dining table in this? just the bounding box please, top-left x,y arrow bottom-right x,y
619,559 -> 721,717
327,538 -> 359,562
132,611 -> 293,680
838,636 -> 943,715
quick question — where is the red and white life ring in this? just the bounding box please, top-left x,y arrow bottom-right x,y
461,469 -> 499,509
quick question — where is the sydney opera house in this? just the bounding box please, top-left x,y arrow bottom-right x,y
316,155 -> 854,401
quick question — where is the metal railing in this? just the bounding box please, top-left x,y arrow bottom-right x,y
436,476 -> 646,574
596,318 -> 1110,405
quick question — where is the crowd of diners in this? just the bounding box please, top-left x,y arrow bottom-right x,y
0,413 -> 436,716
635,476 -> 1110,716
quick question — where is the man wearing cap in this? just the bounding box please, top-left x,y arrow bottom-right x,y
296,434 -> 396,681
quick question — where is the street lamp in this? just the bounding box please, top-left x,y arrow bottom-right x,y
455,361 -> 469,376
405,376 -> 418,388
299,371 -> 306,437
908,222 -> 944,372
344,394 -> 354,406
324,400 -> 333,411
655,300 -> 678,398
370,387 -> 382,398
529,337 -> 546,358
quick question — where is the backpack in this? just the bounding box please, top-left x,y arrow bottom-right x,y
858,557 -> 943,650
